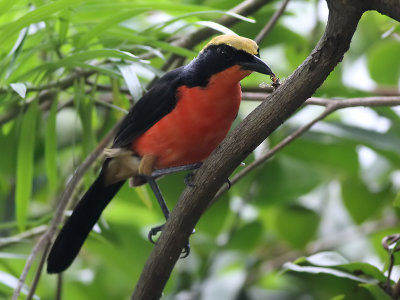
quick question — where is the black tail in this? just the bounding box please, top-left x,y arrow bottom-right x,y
47,167 -> 124,273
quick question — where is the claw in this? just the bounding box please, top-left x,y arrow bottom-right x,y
226,178 -> 232,190
180,242 -> 190,258
184,173 -> 195,187
148,224 -> 164,244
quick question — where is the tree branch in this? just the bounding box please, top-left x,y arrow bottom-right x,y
366,0 -> 400,22
132,0 -> 367,299
254,0 -> 290,44
171,0 -> 274,50
213,95 -> 400,200
0,70 -> 95,126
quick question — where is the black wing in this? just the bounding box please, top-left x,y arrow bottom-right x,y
112,67 -> 184,148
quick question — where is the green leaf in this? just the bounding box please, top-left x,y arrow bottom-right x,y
17,49 -> 139,80
75,8 -> 150,49
45,98 -> 58,192
0,0 -> 21,18
118,64 -> 143,103
283,262 -> 376,284
341,177 -> 389,224
15,99 -> 38,231
134,185 -> 153,209
295,252 -> 387,283
53,49 -> 146,67
360,283 -> 392,300
195,21 -> 236,35
58,9 -> 70,45
393,192 -> 400,208
105,27 -> 197,58
281,132 -> 359,176
74,80 -> 95,157
255,156 -> 325,205
330,295 -> 345,300
367,41 -> 400,86
197,192 -> 230,237
0,0 -> 81,45
317,122 -> 400,165
227,221 -> 263,251
145,10 -> 254,33
304,252 -> 349,266
9,83 -> 26,98
275,205 -> 320,249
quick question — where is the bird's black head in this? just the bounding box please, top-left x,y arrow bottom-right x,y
183,35 -> 274,87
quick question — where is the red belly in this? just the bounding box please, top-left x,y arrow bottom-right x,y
132,67 -> 247,169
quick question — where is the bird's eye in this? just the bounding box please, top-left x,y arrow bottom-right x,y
219,47 -> 233,61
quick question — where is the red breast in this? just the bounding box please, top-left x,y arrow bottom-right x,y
132,66 -> 251,169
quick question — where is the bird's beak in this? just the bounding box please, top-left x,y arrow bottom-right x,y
240,55 -> 274,76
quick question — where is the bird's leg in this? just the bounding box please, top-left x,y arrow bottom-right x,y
141,158 -> 200,257
150,162 -> 202,178
145,176 -> 191,257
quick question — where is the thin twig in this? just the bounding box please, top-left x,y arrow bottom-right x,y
0,225 -> 47,249
171,0 -> 274,51
156,0 -> 274,76
26,241 -> 51,300
213,105 -> 333,201
11,232 -> 51,300
254,0 -> 291,44
213,96 -> 400,201
0,70 -> 96,126
56,273 -> 63,300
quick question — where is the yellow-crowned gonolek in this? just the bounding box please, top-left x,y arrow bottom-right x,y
47,35 -> 278,273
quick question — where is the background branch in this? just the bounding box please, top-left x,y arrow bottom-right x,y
254,0 -> 290,44
11,121 -> 121,300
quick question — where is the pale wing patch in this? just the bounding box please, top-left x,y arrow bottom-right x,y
103,148 -> 158,186
103,148 -> 141,186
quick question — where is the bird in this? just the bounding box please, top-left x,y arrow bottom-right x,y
46,34 -> 277,274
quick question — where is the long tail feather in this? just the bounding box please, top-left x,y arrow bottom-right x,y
47,167 -> 124,273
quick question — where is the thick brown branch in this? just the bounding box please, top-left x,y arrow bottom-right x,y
366,0 -> 400,22
132,1 -> 366,299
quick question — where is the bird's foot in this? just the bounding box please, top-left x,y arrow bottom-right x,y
226,178 -> 232,190
147,225 -> 195,258
181,241 -> 190,258
184,173 -> 195,187
148,224 -> 164,244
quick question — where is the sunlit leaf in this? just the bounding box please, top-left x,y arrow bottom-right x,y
118,64 -> 143,103
9,83 -> 26,98
196,21 -> 236,35
283,262 -> 376,284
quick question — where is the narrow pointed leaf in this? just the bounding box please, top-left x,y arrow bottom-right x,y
45,98 -> 58,192
15,99 -> 38,231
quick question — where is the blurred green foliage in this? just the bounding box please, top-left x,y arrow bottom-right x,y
0,0 -> 399,299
